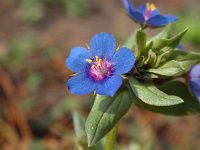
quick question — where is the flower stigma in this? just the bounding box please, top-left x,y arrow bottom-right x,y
86,56 -> 112,81
144,3 -> 156,20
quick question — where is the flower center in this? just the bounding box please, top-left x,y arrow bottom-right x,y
86,56 -> 111,81
144,3 -> 156,20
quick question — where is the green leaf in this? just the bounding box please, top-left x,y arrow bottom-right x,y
153,48 -> 171,67
144,49 -> 157,66
128,76 -> 184,106
72,111 -> 86,139
85,89 -> 132,147
147,50 -> 200,77
73,111 -> 103,150
132,80 -> 200,115
123,30 -> 137,49
147,60 -> 198,76
136,29 -> 147,56
152,28 -> 188,50
168,50 -> 200,61
148,25 -> 171,43
142,41 -> 153,56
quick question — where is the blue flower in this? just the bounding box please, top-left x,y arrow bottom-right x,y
122,0 -> 177,28
177,45 -> 200,102
188,65 -> 200,102
66,32 -> 136,96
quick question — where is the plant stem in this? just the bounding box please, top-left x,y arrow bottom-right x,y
104,125 -> 118,150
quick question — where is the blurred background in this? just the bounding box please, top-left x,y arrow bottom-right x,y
0,0 -> 199,149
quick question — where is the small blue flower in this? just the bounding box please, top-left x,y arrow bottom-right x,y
66,32 -> 136,96
188,65 -> 200,102
177,45 -> 200,102
122,0 -> 177,28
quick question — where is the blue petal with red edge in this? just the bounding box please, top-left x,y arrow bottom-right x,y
147,14 -> 169,27
67,73 -> 95,95
66,47 -> 90,73
164,14 -> 177,23
96,75 -> 122,96
112,47 -> 136,74
89,32 -> 116,58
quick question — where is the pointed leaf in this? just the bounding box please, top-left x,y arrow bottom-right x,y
136,29 -> 147,56
128,76 -> 184,106
148,25 -> 171,43
152,28 -> 188,50
85,89 -> 132,146
148,60 -> 198,76
132,81 -> 200,115
72,111 -> 86,139
147,50 -> 200,77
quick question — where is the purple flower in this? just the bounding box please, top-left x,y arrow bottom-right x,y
122,0 -> 177,28
188,65 -> 200,102
66,32 -> 136,96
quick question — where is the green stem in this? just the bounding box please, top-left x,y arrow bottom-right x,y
104,125 -> 118,150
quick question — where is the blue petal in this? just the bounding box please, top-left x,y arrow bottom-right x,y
138,4 -> 159,17
189,65 -> 200,102
138,4 -> 146,13
189,80 -> 200,102
122,0 -> 145,24
151,9 -> 160,17
122,0 -> 135,14
189,65 -> 200,79
147,14 -> 169,27
130,11 -> 145,24
96,75 -> 122,96
112,47 -> 136,74
67,73 -> 95,95
90,32 -> 116,58
164,14 -> 177,23
66,47 -> 90,73
176,44 -> 184,50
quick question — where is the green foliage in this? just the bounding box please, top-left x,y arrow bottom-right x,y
85,25 -> 200,146
147,50 -> 200,77
85,88 -> 132,146
73,111 -> 103,150
128,76 -> 183,106
123,30 -> 137,49
73,111 -> 86,139
174,10 -> 200,47
136,29 -> 147,57
132,80 -> 200,115
148,25 -> 171,42
152,28 -> 188,50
